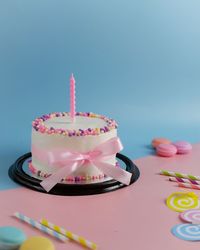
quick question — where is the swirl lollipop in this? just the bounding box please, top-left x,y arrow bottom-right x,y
171,224 -> 200,241
180,209 -> 200,224
166,192 -> 200,212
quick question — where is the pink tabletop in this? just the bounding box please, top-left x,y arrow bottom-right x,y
1,144 -> 200,250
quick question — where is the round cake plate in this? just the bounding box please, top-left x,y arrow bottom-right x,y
9,153 -> 140,196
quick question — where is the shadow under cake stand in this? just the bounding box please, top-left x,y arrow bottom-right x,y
9,153 -> 140,196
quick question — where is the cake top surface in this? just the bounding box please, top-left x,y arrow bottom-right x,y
32,112 -> 117,136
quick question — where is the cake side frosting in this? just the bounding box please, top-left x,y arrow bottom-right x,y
30,112 -> 118,182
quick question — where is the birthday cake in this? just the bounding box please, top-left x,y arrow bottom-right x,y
30,112 -> 116,179
29,112 -> 131,192
29,74 -> 131,192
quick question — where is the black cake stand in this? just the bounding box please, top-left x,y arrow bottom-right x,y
9,153 -> 140,196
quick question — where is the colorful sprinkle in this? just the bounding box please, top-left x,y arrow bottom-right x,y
32,112 -> 117,137
28,162 -> 107,182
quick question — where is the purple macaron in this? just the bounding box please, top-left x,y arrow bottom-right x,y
173,141 -> 192,154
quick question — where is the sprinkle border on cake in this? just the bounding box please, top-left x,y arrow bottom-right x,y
32,112 -> 118,136
29,161 -> 120,182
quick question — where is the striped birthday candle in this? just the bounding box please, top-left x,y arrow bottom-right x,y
169,177 -> 200,186
14,212 -> 67,242
178,182 -> 200,190
41,218 -> 97,250
160,170 -> 200,181
70,73 -> 76,122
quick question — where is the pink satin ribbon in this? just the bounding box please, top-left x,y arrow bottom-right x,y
32,137 -> 132,192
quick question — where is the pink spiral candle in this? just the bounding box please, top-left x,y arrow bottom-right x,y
70,73 -> 76,122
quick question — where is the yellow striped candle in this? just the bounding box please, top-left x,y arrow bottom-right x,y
40,218 -> 97,250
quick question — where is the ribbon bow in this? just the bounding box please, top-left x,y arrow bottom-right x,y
32,137 -> 132,192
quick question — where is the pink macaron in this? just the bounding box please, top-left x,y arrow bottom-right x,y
172,141 -> 192,154
156,144 -> 177,157
151,138 -> 171,148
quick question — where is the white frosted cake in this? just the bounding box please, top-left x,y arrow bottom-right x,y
30,111 -> 131,191
30,112 -> 119,181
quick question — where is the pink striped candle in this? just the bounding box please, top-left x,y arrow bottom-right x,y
70,73 -> 76,122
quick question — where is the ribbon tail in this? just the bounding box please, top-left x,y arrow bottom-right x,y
94,161 -> 132,185
40,161 -> 82,192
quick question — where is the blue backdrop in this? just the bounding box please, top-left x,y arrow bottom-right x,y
0,0 -> 200,189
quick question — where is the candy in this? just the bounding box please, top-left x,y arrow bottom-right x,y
19,236 -> 55,250
151,138 -> 171,148
156,144 -> 177,157
0,226 -> 26,250
166,192 -> 200,212
171,224 -> 200,241
180,209 -> 200,224
172,141 -> 192,154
